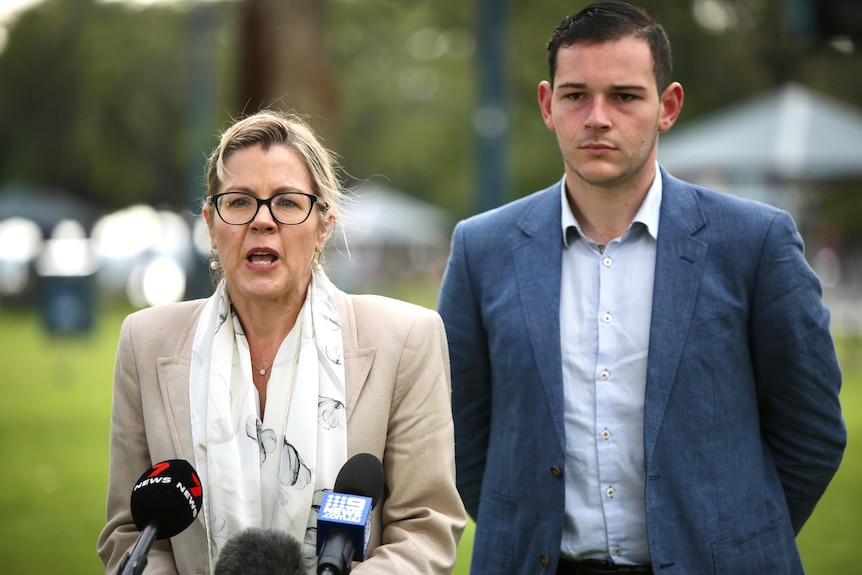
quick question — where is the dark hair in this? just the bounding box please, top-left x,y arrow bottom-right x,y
547,1 -> 673,92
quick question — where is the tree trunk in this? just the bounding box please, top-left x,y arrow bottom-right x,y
238,0 -> 340,149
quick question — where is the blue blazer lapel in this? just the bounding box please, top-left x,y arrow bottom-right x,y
512,185 -> 566,451
644,171 -> 708,463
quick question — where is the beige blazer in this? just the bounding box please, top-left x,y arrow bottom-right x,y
97,291 -> 466,574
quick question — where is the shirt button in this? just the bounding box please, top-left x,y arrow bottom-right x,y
613,545 -> 623,557
603,312 -> 612,323
539,554 -> 551,568
550,466 -> 563,479
603,256 -> 613,267
599,369 -> 610,381
606,485 -> 615,499
601,428 -> 611,440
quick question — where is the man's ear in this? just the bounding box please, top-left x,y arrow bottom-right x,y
658,81 -> 684,134
538,80 -> 557,132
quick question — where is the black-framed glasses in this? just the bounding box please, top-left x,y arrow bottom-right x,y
208,191 -> 320,225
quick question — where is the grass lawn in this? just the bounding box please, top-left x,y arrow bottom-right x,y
796,334 -> 862,573
0,304 -> 120,574
0,304 -> 858,574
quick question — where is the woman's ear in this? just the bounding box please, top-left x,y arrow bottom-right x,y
317,213 -> 334,252
203,206 -> 217,249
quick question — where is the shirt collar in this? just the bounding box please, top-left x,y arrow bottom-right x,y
560,162 -> 663,247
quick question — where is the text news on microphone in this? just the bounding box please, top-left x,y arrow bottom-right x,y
118,460 -> 203,575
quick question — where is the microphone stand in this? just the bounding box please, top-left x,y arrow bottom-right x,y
119,524 -> 158,575
317,529 -> 355,575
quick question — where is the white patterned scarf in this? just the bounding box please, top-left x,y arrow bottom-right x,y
189,268 -> 347,572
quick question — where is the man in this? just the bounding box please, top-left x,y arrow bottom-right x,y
437,2 -> 846,574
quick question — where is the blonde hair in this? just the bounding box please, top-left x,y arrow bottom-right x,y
204,109 -> 343,244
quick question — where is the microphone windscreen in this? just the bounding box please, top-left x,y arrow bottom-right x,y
214,528 -> 305,575
129,459 -> 203,539
333,453 -> 384,509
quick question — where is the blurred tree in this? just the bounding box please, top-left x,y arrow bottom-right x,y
0,0 -> 238,211
329,0 -> 476,216
238,0 -> 339,147
0,0 -> 858,226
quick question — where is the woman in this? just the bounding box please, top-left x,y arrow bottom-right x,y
98,110 -> 466,574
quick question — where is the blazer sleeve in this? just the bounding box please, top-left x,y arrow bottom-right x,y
437,220 -> 493,520
749,209 -> 846,533
97,312 -> 181,575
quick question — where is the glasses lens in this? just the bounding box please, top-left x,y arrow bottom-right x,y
216,192 -> 258,224
270,193 -> 313,224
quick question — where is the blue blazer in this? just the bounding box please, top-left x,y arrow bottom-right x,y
438,168 -> 845,575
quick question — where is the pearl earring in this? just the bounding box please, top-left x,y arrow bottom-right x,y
313,251 -> 322,271
210,258 -> 220,270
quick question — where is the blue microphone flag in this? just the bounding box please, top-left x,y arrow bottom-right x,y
316,491 -> 373,561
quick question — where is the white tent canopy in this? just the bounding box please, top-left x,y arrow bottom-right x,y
325,182 -> 452,290
658,83 -> 862,180
336,182 -> 451,249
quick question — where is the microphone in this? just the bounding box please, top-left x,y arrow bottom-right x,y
214,527 -> 305,575
316,453 -> 384,575
119,459 -> 203,575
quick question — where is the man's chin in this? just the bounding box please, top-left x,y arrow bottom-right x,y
572,164 -> 625,187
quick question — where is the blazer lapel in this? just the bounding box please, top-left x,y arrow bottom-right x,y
157,357 -> 196,462
513,185 -> 566,451
336,291 -> 375,425
643,172 -> 708,463
155,305 -> 206,534
156,358 -> 209,541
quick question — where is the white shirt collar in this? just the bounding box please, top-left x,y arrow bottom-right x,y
560,162 -> 663,247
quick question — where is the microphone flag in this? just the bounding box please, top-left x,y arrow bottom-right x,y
316,491 -> 373,561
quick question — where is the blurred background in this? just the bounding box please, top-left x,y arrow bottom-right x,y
1,0 -> 861,320
0,0 -> 860,573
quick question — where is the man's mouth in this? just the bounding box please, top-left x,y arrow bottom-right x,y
580,141 -> 615,150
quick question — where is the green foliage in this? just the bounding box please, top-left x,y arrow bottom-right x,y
0,0 -> 240,210
2,0 -> 860,223
329,0 -> 477,215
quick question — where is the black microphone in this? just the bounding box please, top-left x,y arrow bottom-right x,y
214,527 -> 305,575
119,459 -> 203,575
316,453 -> 385,575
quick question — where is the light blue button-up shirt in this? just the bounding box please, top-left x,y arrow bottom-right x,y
559,166 -> 662,565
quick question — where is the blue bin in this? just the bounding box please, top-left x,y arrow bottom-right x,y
37,274 -> 95,334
